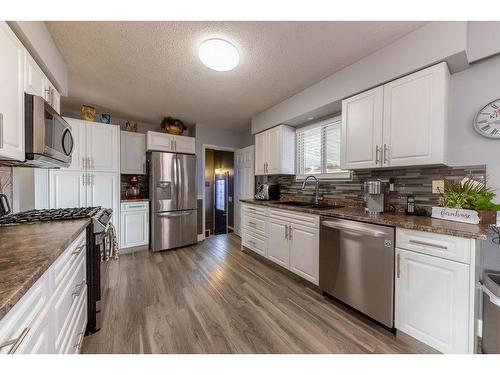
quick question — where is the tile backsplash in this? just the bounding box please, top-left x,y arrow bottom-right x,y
258,165 -> 487,211
0,166 -> 13,205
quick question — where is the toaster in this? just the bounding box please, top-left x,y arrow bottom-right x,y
255,183 -> 280,200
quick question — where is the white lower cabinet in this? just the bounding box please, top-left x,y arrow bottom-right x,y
0,230 -> 87,354
120,202 -> 149,249
241,204 -> 319,285
395,228 -> 476,354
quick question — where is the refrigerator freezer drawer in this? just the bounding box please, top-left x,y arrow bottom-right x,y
151,210 -> 197,251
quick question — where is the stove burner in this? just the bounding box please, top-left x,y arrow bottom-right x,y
0,207 -> 102,226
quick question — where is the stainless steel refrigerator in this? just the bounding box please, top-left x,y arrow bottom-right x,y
149,151 -> 197,251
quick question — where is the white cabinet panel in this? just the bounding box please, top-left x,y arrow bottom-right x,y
120,206 -> 149,249
289,224 -> 319,285
120,131 -> 146,174
383,63 -> 449,167
49,170 -> 87,208
87,172 -> 119,226
266,126 -> 282,174
234,146 -> 255,236
147,131 -> 174,152
24,51 -> 46,98
0,22 -> 25,161
341,86 -> 384,169
254,125 -> 294,176
267,219 -> 290,268
87,123 -> 120,172
173,135 -> 195,154
395,248 -> 470,353
254,132 -> 267,175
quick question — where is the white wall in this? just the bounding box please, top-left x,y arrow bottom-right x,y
8,21 -> 68,95
252,21 -> 469,133
448,54 -> 500,275
467,22 -> 500,63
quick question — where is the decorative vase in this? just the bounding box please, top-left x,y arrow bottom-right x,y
101,113 -> 111,124
81,105 -> 96,121
161,117 -> 185,135
125,120 -> 132,131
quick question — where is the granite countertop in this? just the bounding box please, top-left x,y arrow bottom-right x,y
240,199 -> 491,240
0,219 -> 90,320
120,197 -> 150,202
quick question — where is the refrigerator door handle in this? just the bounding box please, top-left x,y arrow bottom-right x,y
157,211 -> 193,218
176,156 -> 182,207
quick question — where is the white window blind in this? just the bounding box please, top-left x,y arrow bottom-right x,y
296,117 -> 350,179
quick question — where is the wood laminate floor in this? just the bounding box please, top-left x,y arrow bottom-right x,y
82,234 -> 422,354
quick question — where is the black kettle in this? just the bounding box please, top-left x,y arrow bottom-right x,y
0,193 -> 11,217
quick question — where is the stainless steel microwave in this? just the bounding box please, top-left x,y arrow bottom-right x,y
23,93 -> 73,168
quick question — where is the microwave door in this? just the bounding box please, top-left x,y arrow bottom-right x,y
151,152 -> 178,212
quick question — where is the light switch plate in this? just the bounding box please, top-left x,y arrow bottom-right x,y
432,180 -> 445,194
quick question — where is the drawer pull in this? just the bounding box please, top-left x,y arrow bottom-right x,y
72,281 -> 86,297
73,331 -> 85,350
72,244 -> 86,256
248,240 -> 256,246
248,221 -> 256,226
0,327 -> 30,354
126,204 -> 146,209
408,239 -> 448,250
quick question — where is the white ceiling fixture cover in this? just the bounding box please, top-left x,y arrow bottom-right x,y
198,39 -> 239,71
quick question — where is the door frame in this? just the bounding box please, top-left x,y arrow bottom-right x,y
201,144 -> 238,239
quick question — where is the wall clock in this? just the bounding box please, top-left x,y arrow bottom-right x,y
473,98 -> 500,138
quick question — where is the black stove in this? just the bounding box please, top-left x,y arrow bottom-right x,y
0,207 -> 101,226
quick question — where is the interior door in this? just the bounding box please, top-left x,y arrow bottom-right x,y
150,151 -> 177,212
214,172 -> 228,235
341,86 -> 384,169
49,170 -> 87,208
267,219 -> 290,268
87,123 -> 119,172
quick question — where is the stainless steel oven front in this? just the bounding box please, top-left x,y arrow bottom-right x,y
24,93 -> 73,167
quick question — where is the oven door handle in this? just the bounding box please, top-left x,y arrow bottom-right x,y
61,128 -> 74,156
321,221 -> 387,238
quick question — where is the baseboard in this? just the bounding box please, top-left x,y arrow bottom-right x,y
197,234 -> 205,242
120,244 -> 148,254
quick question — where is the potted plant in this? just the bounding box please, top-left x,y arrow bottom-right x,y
432,178 -> 500,225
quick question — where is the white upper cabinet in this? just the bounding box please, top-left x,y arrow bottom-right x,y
341,86 -> 384,169
44,78 -> 60,113
0,22 -> 25,161
65,118 -> 87,171
341,63 -> 449,170
146,131 -> 195,154
254,125 -> 295,176
383,63 -> 449,167
24,50 -> 46,98
87,123 -> 120,172
121,131 -> 146,174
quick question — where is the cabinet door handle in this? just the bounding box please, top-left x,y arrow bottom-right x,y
383,144 -> 389,164
408,239 -> 448,250
73,331 -> 85,350
174,140 -> 177,150
284,224 -> 288,240
0,327 -> 30,354
72,244 -> 85,256
396,253 -> 401,278
82,174 -> 85,186
72,281 -> 86,297
0,113 -> 4,149
375,145 -> 381,165
288,225 -> 292,241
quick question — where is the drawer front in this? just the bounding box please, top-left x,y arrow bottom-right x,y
53,254 -> 86,351
59,286 -> 87,354
396,228 -> 472,264
269,208 -> 319,228
53,230 -> 86,289
242,229 -> 267,257
242,204 -> 267,217
0,274 -> 49,354
121,201 -> 149,211
242,214 -> 267,236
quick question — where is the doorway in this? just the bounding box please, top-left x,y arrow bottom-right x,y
204,149 -> 234,236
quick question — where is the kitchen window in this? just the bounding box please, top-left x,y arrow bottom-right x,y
296,116 -> 351,179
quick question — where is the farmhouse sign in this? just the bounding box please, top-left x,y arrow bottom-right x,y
431,207 -> 480,224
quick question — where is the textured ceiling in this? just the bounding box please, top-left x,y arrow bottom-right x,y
46,21 -> 427,130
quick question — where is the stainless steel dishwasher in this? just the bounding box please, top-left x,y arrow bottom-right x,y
319,217 -> 395,328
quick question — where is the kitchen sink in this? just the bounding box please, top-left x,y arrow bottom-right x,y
272,201 -> 344,210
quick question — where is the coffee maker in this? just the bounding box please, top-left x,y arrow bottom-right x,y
363,180 -> 388,213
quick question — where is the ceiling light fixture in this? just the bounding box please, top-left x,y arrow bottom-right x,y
198,39 -> 239,72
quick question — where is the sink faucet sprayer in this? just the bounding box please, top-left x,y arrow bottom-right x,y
301,176 -> 323,205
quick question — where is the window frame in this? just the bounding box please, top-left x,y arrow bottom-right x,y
295,115 -> 351,181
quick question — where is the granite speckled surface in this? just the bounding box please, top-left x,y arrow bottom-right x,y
240,199 -> 490,240
0,219 -> 90,320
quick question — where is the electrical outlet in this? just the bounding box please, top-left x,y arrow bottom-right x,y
432,180 -> 445,194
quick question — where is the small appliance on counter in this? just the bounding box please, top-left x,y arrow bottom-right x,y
363,180 -> 388,213
125,176 -> 141,198
0,193 -> 11,217
255,182 -> 280,200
